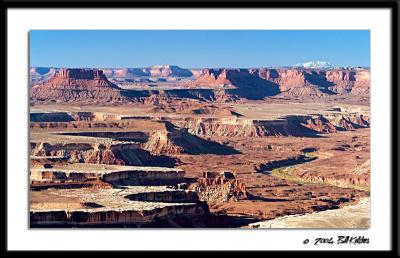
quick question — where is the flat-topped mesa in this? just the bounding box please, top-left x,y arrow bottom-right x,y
57,68 -> 102,79
30,187 -> 212,227
48,68 -> 120,89
190,67 -> 370,98
148,65 -> 193,77
186,68 -> 280,100
30,68 -> 126,102
185,67 -> 370,100
326,69 -> 370,94
258,68 -> 370,95
170,113 -> 369,138
190,68 -> 255,88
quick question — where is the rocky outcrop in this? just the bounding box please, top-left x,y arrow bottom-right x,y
186,67 -> 369,100
326,70 -> 370,94
40,68 -> 120,89
301,115 -> 337,133
30,142 -> 178,167
30,68 -> 127,102
29,66 -> 370,102
170,113 -> 369,138
187,68 -> 280,100
30,166 -> 185,186
258,68 -> 370,97
143,131 -> 184,155
30,203 -> 210,227
30,180 -> 213,227
30,65 -> 370,104
259,68 -> 306,91
188,69 -> 235,88
188,171 -> 247,204
142,123 -> 240,155
30,119 -> 165,132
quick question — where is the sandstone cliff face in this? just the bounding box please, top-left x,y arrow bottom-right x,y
171,113 -> 369,138
324,70 -> 370,94
30,204 -> 206,227
188,171 -> 247,204
259,68 -> 370,97
298,173 -> 370,188
259,69 -> 306,90
142,123 -> 240,155
45,68 -> 120,89
143,131 -> 185,155
189,69 -> 234,88
188,67 -> 369,100
190,69 -> 263,88
30,142 -> 177,167
30,68 -> 126,102
187,68 -> 280,100
30,67 -> 370,103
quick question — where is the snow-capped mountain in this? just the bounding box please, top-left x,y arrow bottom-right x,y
294,61 -> 333,69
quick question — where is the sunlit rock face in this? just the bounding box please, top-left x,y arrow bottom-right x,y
30,68 -> 127,102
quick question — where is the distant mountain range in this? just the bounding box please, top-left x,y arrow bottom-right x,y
294,61 -> 334,69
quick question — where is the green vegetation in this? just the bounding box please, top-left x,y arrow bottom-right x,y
271,166 -> 313,185
270,153 -> 370,192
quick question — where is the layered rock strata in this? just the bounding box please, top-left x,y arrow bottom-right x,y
30,164 -> 184,186
30,141 -> 177,167
189,171 -> 247,204
30,187 -> 209,227
30,67 -> 370,102
30,68 -> 126,102
170,113 -> 369,138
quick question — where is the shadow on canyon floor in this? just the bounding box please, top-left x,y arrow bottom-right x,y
256,155 -> 318,174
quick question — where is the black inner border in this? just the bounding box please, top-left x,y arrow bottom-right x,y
2,0 -> 399,255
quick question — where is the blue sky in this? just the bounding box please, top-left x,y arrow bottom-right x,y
29,30 -> 370,68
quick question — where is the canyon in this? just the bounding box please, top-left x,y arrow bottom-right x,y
29,66 -> 370,228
